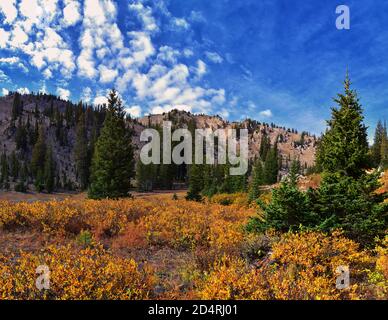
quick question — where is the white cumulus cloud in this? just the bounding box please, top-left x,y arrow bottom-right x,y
57,87 -> 71,100
126,105 -> 142,118
259,109 -> 273,118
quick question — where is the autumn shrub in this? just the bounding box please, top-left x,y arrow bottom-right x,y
261,231 -> 373,299
199,231 -> 375,300
209,193 -> 249,207
198,256 -> 269,300
366,235 -> 388,299
0,244 -> 154,300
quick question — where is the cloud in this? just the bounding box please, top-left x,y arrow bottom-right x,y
57,87 -> 71,100
99,65 -> 118,83
205,51 -> 223,64
259,109 -> 273,118
129,2 -> 158,32
0,70 -> 9,82
62,0 -> 81,27
183,48 -> 194,57
17,87 -> 30,95
218,108 -> 230,118
157,46 -> 179,64
81,87 -> 92,103
93,95 -> 108,106
1,88 -> 9,96
196,60 -> 207,78
126,105 -> 142,118
173,18 -> 189,29
0,56 -> 28,73
0,0 -> 18,24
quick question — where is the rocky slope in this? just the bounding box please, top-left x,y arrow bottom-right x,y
0,93 -> 317,190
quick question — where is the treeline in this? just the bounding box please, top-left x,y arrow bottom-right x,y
0,92 -> 107,193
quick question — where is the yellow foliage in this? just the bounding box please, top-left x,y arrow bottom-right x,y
0,244 -> 154,300
199,231 -> 375,300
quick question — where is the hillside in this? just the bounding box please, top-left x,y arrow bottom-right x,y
0,92 -> 317,192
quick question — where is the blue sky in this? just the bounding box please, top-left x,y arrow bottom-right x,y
0,0 -> 387,139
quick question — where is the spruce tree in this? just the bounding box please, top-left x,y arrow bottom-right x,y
316,75 -> 369,178
248,159 -> 264,202
31,126 -> 46,178
371,120 -> 384,167
314,75 -> 387,244
186,164 -> 203,201
44,146 -> 55,193
380,122 -> 388,169
11,92 -> 22,121
74,113 -> 89,190
88,90 -> 134,199
263,143 -> 279,184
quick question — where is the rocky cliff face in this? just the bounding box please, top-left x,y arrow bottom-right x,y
138,110 -> 318,172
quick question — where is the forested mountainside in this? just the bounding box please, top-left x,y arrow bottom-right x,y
0,92 -> 317,192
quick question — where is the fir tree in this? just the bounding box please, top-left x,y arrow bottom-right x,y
380,122 -> 388,169
11,92 -> 22,121
15,118 -> 28,151
371,120 -> 384,167
248,159 -> 264,202
31,126 -> 46,177
74,113 -> 89,190
316,74 -> 369,178
263,143 -> 279,184
186,164 -> 203,201
44,146 -> 55,193
88,90 -> 134,199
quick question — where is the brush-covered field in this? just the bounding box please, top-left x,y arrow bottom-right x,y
0,192 -> 386,300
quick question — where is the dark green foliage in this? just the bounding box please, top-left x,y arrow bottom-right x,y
186,164 -> 203,201
259,133 -> 271,160
248,159 -> 264,202
0,151 -> 9,189
316,75 -> 369,178
371,120 -> 385,167
88,90 -> 134,199
314,172 -> 387,244
381,122 -> 388,169
44,146 -> 55,193
246,163 -> 317,233
74,113 -> 89,190
263,143 -> 279,184
249,75 -> 387,246
136,161 -> 156,192
11,93 -> 23,121
10,151 -> 19,181
15,118 -> 28,151
31,126 -> 46,177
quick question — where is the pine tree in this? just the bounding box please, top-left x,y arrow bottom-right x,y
74,113 -> 89,190
186,164 -> 203,201
15,118 -> 28,151
44,145 -> 55,193
248,159 -> 264,202
31,126 -> 46,177
381,122 -> 388,169
10,151 -> 19,181
11,92 -> 22,121
88,90 -> 134,199
0,151 -> 9,188
313,75 -> 387,244
316,74 -> 369,178
263,143 -> 279,184
259,133 -> 271,160
371,120 -> 384,167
